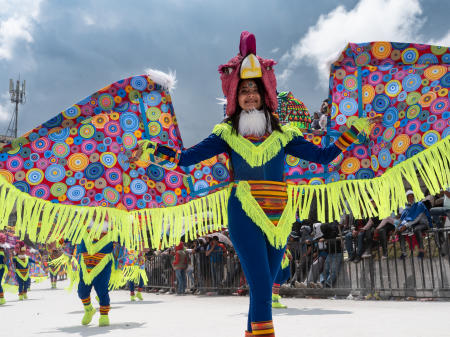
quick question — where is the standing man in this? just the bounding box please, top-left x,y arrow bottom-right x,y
172,242 -> 187,295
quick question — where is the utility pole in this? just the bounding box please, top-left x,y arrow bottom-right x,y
7,78 -> 26,139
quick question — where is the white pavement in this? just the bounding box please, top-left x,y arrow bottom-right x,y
0,280 -> 449,337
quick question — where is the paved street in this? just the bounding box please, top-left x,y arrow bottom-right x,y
1,280 -> 448,337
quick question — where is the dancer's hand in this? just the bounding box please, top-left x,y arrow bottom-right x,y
129,140 -> 158,163
128,144 -> 143,163
368,115 -> 382,125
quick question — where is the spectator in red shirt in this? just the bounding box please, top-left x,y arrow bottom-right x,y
172,242 -> 187,295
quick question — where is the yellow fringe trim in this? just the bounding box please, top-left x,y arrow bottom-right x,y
107,261 -> 124,290
234,181 -> 296,249
49,254 -> 69,270
290,136 -> 450,223
15,271 -> 29,281
3,283 -> 18,294
48,253 -> 80,291
84,232 -> 113,255
0,132 -> 447,252
66,257 -> 80,292
49,266 -> 61,276
212,123 -> 303,167
0,173 -> 229,251
123,266 -> 148,285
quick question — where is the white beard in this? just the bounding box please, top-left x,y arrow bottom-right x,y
18,254 -> 26,259
238,109 -> 271,137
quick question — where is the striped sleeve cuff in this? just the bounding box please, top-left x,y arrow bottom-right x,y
154,148 -> 181,165
334,125 -> 359,152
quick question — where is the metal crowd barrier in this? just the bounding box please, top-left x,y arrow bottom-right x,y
145,250 -> 246,294
145,228 -> 450,298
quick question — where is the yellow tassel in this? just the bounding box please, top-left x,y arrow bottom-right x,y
0,135 -> 447,251
212,123 -> 302,168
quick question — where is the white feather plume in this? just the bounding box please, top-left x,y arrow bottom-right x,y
144,68 -> 177,91
216,97 -> 227,105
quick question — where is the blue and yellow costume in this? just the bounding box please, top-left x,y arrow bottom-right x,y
126,251 -> 147,301
76,232 -> 114,327
138,31 -> 368,337
154,122 -> 349,333
14,254 -> 35,300
47,247 -> 63,289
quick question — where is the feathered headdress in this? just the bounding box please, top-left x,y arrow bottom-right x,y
218,31 -> 278,116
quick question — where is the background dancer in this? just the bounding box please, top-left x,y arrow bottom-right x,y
14,241 -> 35,300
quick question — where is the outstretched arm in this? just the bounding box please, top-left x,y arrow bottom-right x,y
132,134 -> 228,167
285,136 -> 341,165
159,134 -> 228,167
285,117 -> 381,165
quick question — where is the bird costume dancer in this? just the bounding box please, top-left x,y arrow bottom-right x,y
123,250 -> 147,301
14,241 -> 35,300
46,242 -> 64,289
76,224 -> 115,327
136,31 -> 376,336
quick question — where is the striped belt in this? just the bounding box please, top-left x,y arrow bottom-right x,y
238,180 -> 287,226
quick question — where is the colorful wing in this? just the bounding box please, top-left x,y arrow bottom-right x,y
0,73 -> 230,249
287,42 -> 449,223
327,42 -> 449,181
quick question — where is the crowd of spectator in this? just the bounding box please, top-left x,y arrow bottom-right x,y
145,187 -> 450,293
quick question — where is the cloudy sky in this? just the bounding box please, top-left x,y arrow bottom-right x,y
0,0 -> 449,146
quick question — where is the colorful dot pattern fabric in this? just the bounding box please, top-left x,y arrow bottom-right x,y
285,41 -> 449,185
0,75 -> 229,209
328,41 -> 449,182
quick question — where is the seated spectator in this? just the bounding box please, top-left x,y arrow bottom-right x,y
430,188 -> 450,227
320,98 -> 329,115
320,222 -> 343,288
345,219 -> 369,263
396,190 -> 433,259
344,201 -> 379,262
422,189 -> 435,210
305,223 -> 327,288
374,213 -> 398,259
429,187 -> 450,252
